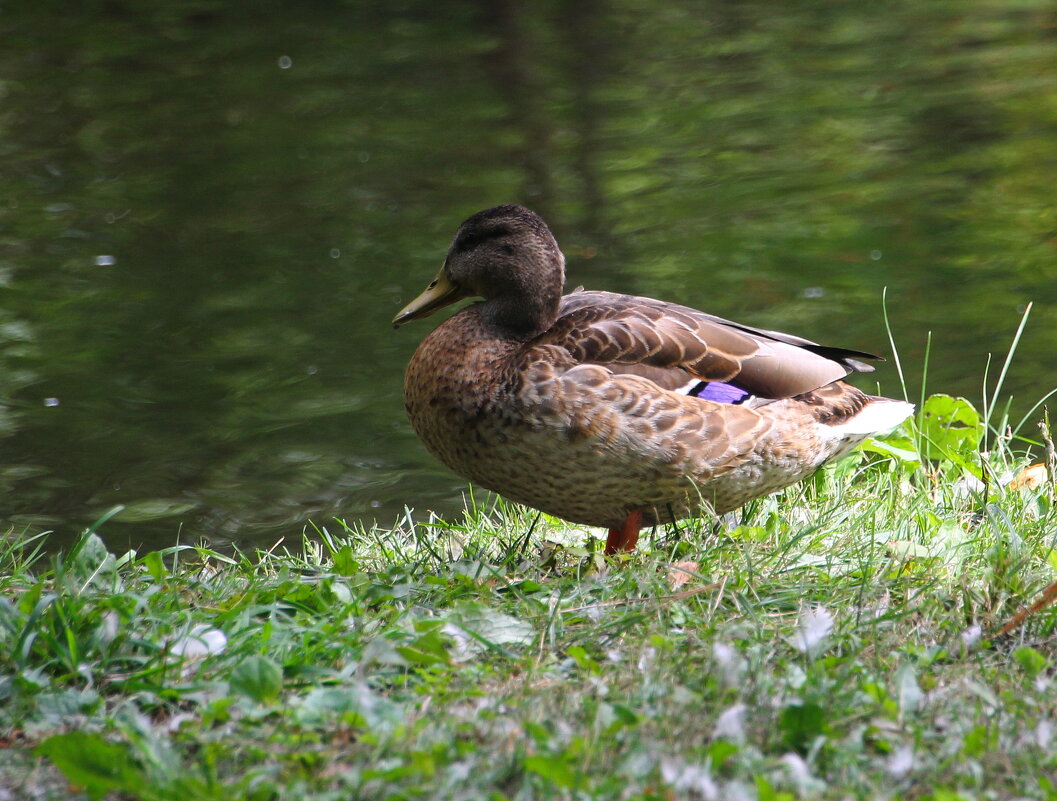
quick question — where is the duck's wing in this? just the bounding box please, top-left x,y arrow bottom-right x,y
540,290 -> 881,399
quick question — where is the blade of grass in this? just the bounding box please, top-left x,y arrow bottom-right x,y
881,287 -> 910,403
984,302 -> 1032,450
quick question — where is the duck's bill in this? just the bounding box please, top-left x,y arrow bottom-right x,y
392,267 -> 467,327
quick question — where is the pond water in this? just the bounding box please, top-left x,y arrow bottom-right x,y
4,1 -> 1057,552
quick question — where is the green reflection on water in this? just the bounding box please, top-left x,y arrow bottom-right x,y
2,0 -> 1056,551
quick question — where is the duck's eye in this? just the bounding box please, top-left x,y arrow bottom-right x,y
454,225 -> 512,254
454,233 -> 481,253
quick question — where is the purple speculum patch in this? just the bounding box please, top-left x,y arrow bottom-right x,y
688,381 -> 751,404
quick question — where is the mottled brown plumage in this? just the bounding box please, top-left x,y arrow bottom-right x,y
394,205 -> 913,553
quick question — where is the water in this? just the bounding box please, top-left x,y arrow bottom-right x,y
4,1 -> 1056,552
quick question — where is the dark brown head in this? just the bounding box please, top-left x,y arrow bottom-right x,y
392,205 -> 566,337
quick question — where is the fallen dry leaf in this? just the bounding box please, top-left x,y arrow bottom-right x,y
667,560 -> 701,590
1009,463 -> 1049,491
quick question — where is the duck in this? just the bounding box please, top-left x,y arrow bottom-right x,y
393,205 -> 913,555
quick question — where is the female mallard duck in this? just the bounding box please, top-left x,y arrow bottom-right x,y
394,205 -> 913,554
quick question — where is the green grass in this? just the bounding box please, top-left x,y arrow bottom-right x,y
4,396 -> 1057,800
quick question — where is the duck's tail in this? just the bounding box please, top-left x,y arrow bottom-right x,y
827,397 -> 914,438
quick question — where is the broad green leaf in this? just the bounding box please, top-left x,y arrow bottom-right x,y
779,701 -> 826,751
36,688 -> 101,724
610,702 -> 639,726
396,632 -> 451,667
962,724 -> 994,757
935,520 -> 967,554
229,655 -> 283,703
442,603 -> 534,659
69,533 -> 117,590
707,740 -> 739,768
294,683 -> 404,731
524,754 -> 575,788
729,525 -> 768,541
896,662 -> 923,713
921,394 -> 982,460
37,731 -> 141,800
332,545 -> 359,576
524,720 -> 550,745
756,775 -> 796,801
142,551 -> 166,582
860,435 -> 921,464
887,540 -> 932,561
566,645 -> 601,674
1013,646 -> 1048,677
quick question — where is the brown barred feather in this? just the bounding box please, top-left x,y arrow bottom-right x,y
543,291 -> 880,399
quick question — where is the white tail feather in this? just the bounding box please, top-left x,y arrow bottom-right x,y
830,399 -> 914,437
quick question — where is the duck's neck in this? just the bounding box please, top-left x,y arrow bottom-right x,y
480,286 -> 562,339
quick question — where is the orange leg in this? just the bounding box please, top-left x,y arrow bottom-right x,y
604,509 -> 644,555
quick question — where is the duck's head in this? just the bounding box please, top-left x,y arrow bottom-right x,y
392,205 -> 566,336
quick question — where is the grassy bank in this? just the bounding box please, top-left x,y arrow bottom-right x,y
3,395 -> 1057,800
